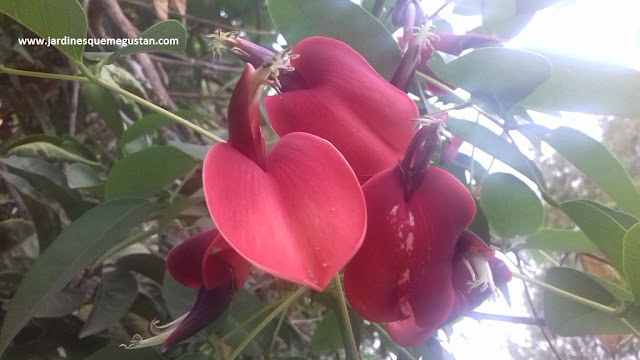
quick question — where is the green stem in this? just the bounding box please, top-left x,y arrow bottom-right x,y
217,297 -> 284,344
333,274 -> 361,360
227,286 -> 308,360
620,318 -> 640,338
0,65 -> 89,82
512,272 -> 618,314
268,310 -> 287,354
371,323 -> 416,360
77,64 -> 225,143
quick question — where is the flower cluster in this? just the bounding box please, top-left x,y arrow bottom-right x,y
131,32 -> 511,350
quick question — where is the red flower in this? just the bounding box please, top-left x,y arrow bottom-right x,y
203,61 -> 367,291
385,230 -> 512,346
344,125 -> 476,346
264,37 -> 419,182
123,230 -> 251,350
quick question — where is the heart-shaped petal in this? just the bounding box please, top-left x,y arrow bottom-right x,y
265,37 -> 419,181
204,132 -> 366,291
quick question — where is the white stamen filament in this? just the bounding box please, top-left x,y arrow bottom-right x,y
120,313 -> 188,349
465,254 -> 497,295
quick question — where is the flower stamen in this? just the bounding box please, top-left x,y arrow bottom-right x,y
464,253 -> 498,296
120,313 -> 187,349
207,30 -> 248,61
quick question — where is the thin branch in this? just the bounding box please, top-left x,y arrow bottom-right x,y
467,311 -> 546,326
333,274 -> 361,360
428,0 -> 453,21
515,253 -> 563,360
68,79 -> 80,136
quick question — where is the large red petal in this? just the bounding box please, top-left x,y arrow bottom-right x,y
204,132 -> 366,291
345,166 -> 475,327
265,37 -> 418,180
166,230 -> 217,288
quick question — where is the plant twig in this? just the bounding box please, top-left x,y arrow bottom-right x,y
511,272 -> 618,315
227,286 -> 308,360
333,274 -> 361,360
467,311 -> 546,326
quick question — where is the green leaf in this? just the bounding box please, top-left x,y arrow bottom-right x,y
623,223 -> 640,301
521,50 -> 640,117
428,48 -> 551,112
106,20 -> 187,64
119,110 -> 206,145
82,83 -> 124,137
588,275 -> 634,302
80,269 -> 138,338
105,146 -> 198,199
0,198 -> 156,356
535,126 -> 640,217
480,172 -> 543,238
116,253 -> 165,284
65,163 -> 103,189
267,0 -> 401,80
578,200 -> 638,230
310,310 -> 343,351
1,156 -> 88,219
446,118 -> 546,189
561,200 -> 626,274
0,170 -> 61,251
167,140 -> 209,161
162,270 -> 197,318
523,229 -> 599,253
33,287 -> 85,318
84,346 -> 165,360
8,142 -> 100,166
0,0 -> 87,62
544,267 -> 628,336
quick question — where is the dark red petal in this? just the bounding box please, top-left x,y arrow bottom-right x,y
203,132 -> 366,291
166,230 -> 218,288
386,305 -> 435,347
265,37 -> 419,180
345,165 -> 475,326
162,275 -> 236,350
203,237 -> 251,290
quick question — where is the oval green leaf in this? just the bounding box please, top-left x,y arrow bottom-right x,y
267,0 -> 401,80
105,146 -> 198,199
0,198 -> 156,356
80,269 -> 138,338
480,172 -> 543,238
446,118 -> 547,189
0,0 -> 87,62
428,48 -> 551,112
541,126 -> 640,217
521,50 -> 640,117
106,20 -> 187,64
561,200 -> 627,274
623,223 -> 640,301
523,228 -> 598,253
65,162 -> 103,189
544,267 -> 628,336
